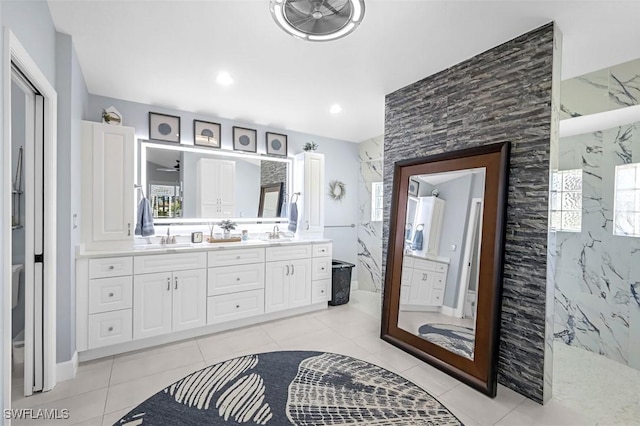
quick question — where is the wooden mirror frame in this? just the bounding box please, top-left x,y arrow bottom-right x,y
257,182 -> 284,218
381,142 -> 510,397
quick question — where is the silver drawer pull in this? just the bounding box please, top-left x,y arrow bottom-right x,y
235,304 -> 240,309
320,249 -> 325,253
236,277 -> 240,281
236,255 -> 241,259
320,290 -> 325,294
167,277 -> 171,291
321,267 -> 325,271
108,327 -> 113,332
286,265 -> 290,276
108,292 -> 114,297
108,265 -> 115,270
175,277 -> 178,290
291,264 -> 295,275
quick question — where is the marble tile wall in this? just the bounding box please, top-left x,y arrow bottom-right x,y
384,23 -> 557,403
561,58 -> 640,119
553,122 -> 640,370
358,136 -> 383,293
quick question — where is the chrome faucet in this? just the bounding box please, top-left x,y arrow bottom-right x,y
270,225 -> 280,239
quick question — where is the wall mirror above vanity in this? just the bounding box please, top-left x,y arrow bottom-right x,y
140,141 -> 290,223
382,142 -> 510,397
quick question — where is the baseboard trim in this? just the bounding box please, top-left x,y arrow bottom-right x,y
56,351 -> 78,382
440,305 -> 457,318
350,280 -> 359,291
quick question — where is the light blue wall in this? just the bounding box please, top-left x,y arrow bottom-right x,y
86,95 -> 360,279
56,33 -> 89,362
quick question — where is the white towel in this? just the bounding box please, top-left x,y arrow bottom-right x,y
135,197 -> 155,237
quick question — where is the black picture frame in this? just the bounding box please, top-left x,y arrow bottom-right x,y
194,120 -> 221,148
232,126 -> 257,153
266,132 -> 288,156
149,112 -> 181,143
408,178 -> 420,196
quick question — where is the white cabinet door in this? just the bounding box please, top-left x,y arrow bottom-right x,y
133,272 -> 172,339
289,259 -> 311,308
265,261 -> 289,313
172,269 -> 207,332
294,152 -> 324,237
409,269 -> 433,306
196,158 -> 236,218
82,121 -> 135,250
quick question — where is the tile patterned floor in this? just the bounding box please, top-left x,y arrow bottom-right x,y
10,290 -> 596,425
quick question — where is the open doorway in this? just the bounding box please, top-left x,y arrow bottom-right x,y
3,30 -> 57,407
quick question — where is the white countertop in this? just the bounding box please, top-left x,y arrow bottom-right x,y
405,252 -> 450,264
76,238 -> 332,258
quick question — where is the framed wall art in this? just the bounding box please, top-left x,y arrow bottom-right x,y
266,132 -> 288,156
232,126 -> 257,153
149,112 -> 180,143
194,120 -> 221,148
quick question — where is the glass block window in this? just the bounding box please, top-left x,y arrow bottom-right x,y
371,182 -> 384,222
613,163 -> 640,237
550,169 -> 582,232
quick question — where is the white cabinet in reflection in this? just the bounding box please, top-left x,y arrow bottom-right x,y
406,196 -> 445,256
400,255 -> 449,310
196,158 -> 235,217
294,152 -> 324,237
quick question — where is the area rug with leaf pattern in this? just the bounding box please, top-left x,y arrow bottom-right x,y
115,351 -> 463,425
419,323 -> 475,359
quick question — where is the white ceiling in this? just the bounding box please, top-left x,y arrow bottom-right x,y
47,0 -> 640,143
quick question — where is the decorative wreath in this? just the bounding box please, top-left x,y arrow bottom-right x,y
328,180 -> 346,201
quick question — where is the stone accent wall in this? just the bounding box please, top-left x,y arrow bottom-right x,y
383,23 -> 556,403
260,160 -> 288,195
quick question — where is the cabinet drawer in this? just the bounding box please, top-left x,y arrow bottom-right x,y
207,289 -> 265,324
266,244 -> 311,262
402,256 -> 415,268
312,243 -> 332,258
312,258 -> 331,281
413,258 -> 436,271
208,263 -> 264,296
311,279 -> 330,304
134,252 -> 206,274
89,256 -> 132,279
432,273 -> 446,289
434,263 -> 448,273
88,309 -> 132,349
89,276 -> 132,314
429,288 -> 444,306
208,248 -> 265,267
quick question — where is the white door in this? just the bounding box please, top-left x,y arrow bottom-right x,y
133,272 -> 172,339
196,159 -> 218,217
289,259 -> 311,308
172,269 -> 207,331
91,124 -> 134,242
265,261 -> 289,313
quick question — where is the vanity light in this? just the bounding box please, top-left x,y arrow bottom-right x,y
269,0 -> 366,42
329,104 -> 342,114
216,72 -> 233,86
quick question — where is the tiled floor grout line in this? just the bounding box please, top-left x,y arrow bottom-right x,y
102,356 -> 115,420
492,397 -> 528,425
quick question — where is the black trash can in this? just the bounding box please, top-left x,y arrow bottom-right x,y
329,260 -> 355,306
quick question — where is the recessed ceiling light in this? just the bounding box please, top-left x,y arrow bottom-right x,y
330,104 -> 342,114
216,72 -> 233,86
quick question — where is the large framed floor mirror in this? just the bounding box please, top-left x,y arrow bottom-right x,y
381,142 -> 510,397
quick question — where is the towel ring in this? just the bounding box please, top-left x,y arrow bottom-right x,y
291,192 -> 300,203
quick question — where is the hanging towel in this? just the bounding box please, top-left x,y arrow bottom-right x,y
135,197 -> 155,237
288,200 -> 298,233
412,224 -> 424,251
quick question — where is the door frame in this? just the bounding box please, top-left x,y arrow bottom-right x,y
454,197 -> 483,318
3,28 -> 57,409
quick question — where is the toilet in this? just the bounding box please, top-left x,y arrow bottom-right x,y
12,264 -> 23,309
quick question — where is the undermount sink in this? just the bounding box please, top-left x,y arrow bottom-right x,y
260,237 -> 293,242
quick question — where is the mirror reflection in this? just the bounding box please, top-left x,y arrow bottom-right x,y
398,167 -> 485,360
142,143 -> 290,220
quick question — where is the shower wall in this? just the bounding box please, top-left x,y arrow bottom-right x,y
357,136 -> 383,293
554,57 -> 640,370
